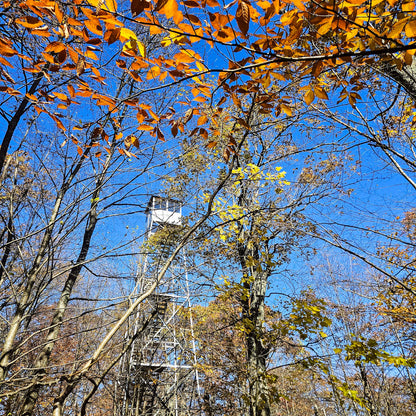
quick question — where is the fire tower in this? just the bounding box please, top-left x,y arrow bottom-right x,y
116,196 -> 201,416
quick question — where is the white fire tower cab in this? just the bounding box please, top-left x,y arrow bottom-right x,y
117,196 -> 201,416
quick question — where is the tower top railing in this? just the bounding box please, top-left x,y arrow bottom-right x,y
146,196 -> 182,228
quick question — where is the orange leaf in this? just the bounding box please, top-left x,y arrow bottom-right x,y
68,85 -> 76,98
15,16 -> 44,28
25,93 -> 38,101
68,47 -> 79,63
84,18 -> 103,36
223,147 -> 231,161
257,0 -> 271,9
137,125 -> 154,131
317,17 -> 333,36
236,1 -> 250,37
34,105 -> 45,114
41,52 -> 55,64
197,115 -> 208,125
50,113 -> 67,131
217,96 -> 226,106
53,92 -> 68,101
159,0 -> 179,19
55,2 -> 64,23
291,0 -> 306,11
174,51 -> 195,63
146,65 -> 161,79
84,49 -> 98,60
403,2 -> 415,11
193,96 -> 207,102
1,69 -> 15,84
215,28 -> 236,42
0,56 -> 13,67
45,41 -> 66,53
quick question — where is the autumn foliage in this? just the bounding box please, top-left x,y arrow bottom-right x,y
2,0 -> 416,168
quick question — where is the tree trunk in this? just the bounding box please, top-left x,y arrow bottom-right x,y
246,272 -> 270,416
0,149 -> 90,382
19,143 -> 114,415
239,240 -> 271,416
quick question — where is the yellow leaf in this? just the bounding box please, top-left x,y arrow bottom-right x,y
196,61 -> 206,72
304,89 -> 314,105
106,0 -> 117,12
388,19 -> 407,38
317,17 -> 333,36
345,28 -> 358,41
119,28 -> 138,42
402,1 -> 415,11
87,0 -> 117,10
314,87 -> 328,100
369,0 -> 384,6
280,10 -> 296,26
406,20 -> 416,37
281,104 -> 292,116
137,40 -> 146,57
87,0 -> 103,7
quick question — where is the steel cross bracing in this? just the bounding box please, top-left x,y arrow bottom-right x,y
116,197 -> 201,416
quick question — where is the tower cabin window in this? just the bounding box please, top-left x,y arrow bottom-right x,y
151,197 -> 180,213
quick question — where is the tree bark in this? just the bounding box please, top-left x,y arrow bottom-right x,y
380,59 -> 416,103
